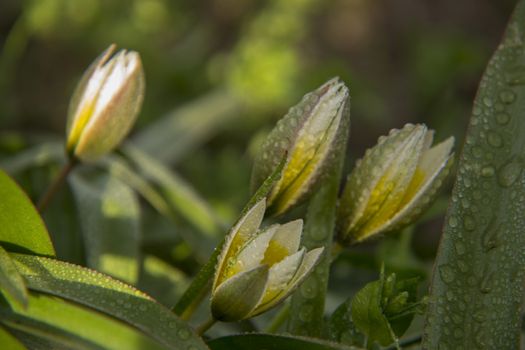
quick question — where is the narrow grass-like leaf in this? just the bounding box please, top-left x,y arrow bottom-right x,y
173,156 -> 286,318
0,324 -> 26,349
123,144 -> 223,240
0,142 -> 63,174
0,291 -> 166,350
0,169 -> 55,256
11,254 -> 207,350
424,2 -> 525,349
207,333 -> 362,350
0,246 -> 28,307
133,90 -> 241,165
70,171 -> 140,283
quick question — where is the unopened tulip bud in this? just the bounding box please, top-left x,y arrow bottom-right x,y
251,78 -> 350,216
211,199 -> 323,321
338,123 -> 454,244
66,44 -> 145,161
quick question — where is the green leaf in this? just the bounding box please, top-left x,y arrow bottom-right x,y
0,324 -> 27,350
69,171 -> 140,284
0,142 -> 63,174
133,89 -> 242,165
122,144 -> 223,249
0,291 -> 166,350
173,155 -> 287,318
11,254 -> 208,350
327,298 -> 365,347
0,169 -> 55,257
424,2 -> 525,349
0,246 -> 28,307
208,333 -> 362,350
351,278 -> 393,346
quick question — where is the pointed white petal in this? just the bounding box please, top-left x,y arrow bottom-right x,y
234,225 -> 278,273
211,265 -> 269,322
270,219 -> 303,254
213,198 -> 266,289
257,248 -> 306,309
251,247 -> 324,315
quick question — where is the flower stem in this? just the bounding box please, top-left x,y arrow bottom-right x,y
37,158 -> 77,212
196,317 -> 217,336
264,303 -> 290,333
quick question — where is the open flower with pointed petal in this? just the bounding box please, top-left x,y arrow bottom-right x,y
338,123 -> 454,244
211,199 -> 324,322
251,78 -> 350,216
66,44 -> 145,162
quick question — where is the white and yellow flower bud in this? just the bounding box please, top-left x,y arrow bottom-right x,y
338,123 -> 454,244
66,44 -> 145,162
211,199 -> 323,322
251,78 -> 350,216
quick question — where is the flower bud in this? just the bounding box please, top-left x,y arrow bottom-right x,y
66,44 -> 145,162
251,78 -> 350,216
211,199 -> 323,321
338,123 -> 454,244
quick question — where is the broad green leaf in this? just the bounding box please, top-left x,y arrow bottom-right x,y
11,254 -> 208,350
327,298 -> 365,347
0,246 -> 28,307
0,324 -> 26,350
424,2 -> 525,349
70,171 -> 140,283
0,291 -> 166,350
0,169 -> 55,256
173,155 -> 286,318
133,89 -> 241,165
351,279 -> 393,346
207,333 -> 361,350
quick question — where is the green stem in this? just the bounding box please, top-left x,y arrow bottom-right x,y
37,159 -> 77,213
196,317 -> 217,336
264,303 -> 290,333
172,243 -> 222,319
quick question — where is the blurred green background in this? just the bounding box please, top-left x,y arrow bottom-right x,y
0,0 -> 519,337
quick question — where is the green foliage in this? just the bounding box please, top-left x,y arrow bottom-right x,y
349,268 -> 423,348
424,0 -> 525,348
0,169 -> 55,257
208,333 -> 362,350
0,246 -> 28,307
69,171 -> 141,283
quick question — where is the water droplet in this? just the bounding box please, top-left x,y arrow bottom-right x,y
487,132 -> 503,148
498,161 -> 522,187
496,112 -> 511,125
499,89 -> 516,104
471,146 -> 483,158
300,277 -> 318,299
439,264 -> 455,283
463,215 -> 476,231
480,268 -> 493,294
481,218 -> 499,251
448,216 -> 458,228
480,166 -> 495,177
455,242 -> 466,255
177,328 -> 190,340
299,304 -> 314,322
482,97 -> 493,107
